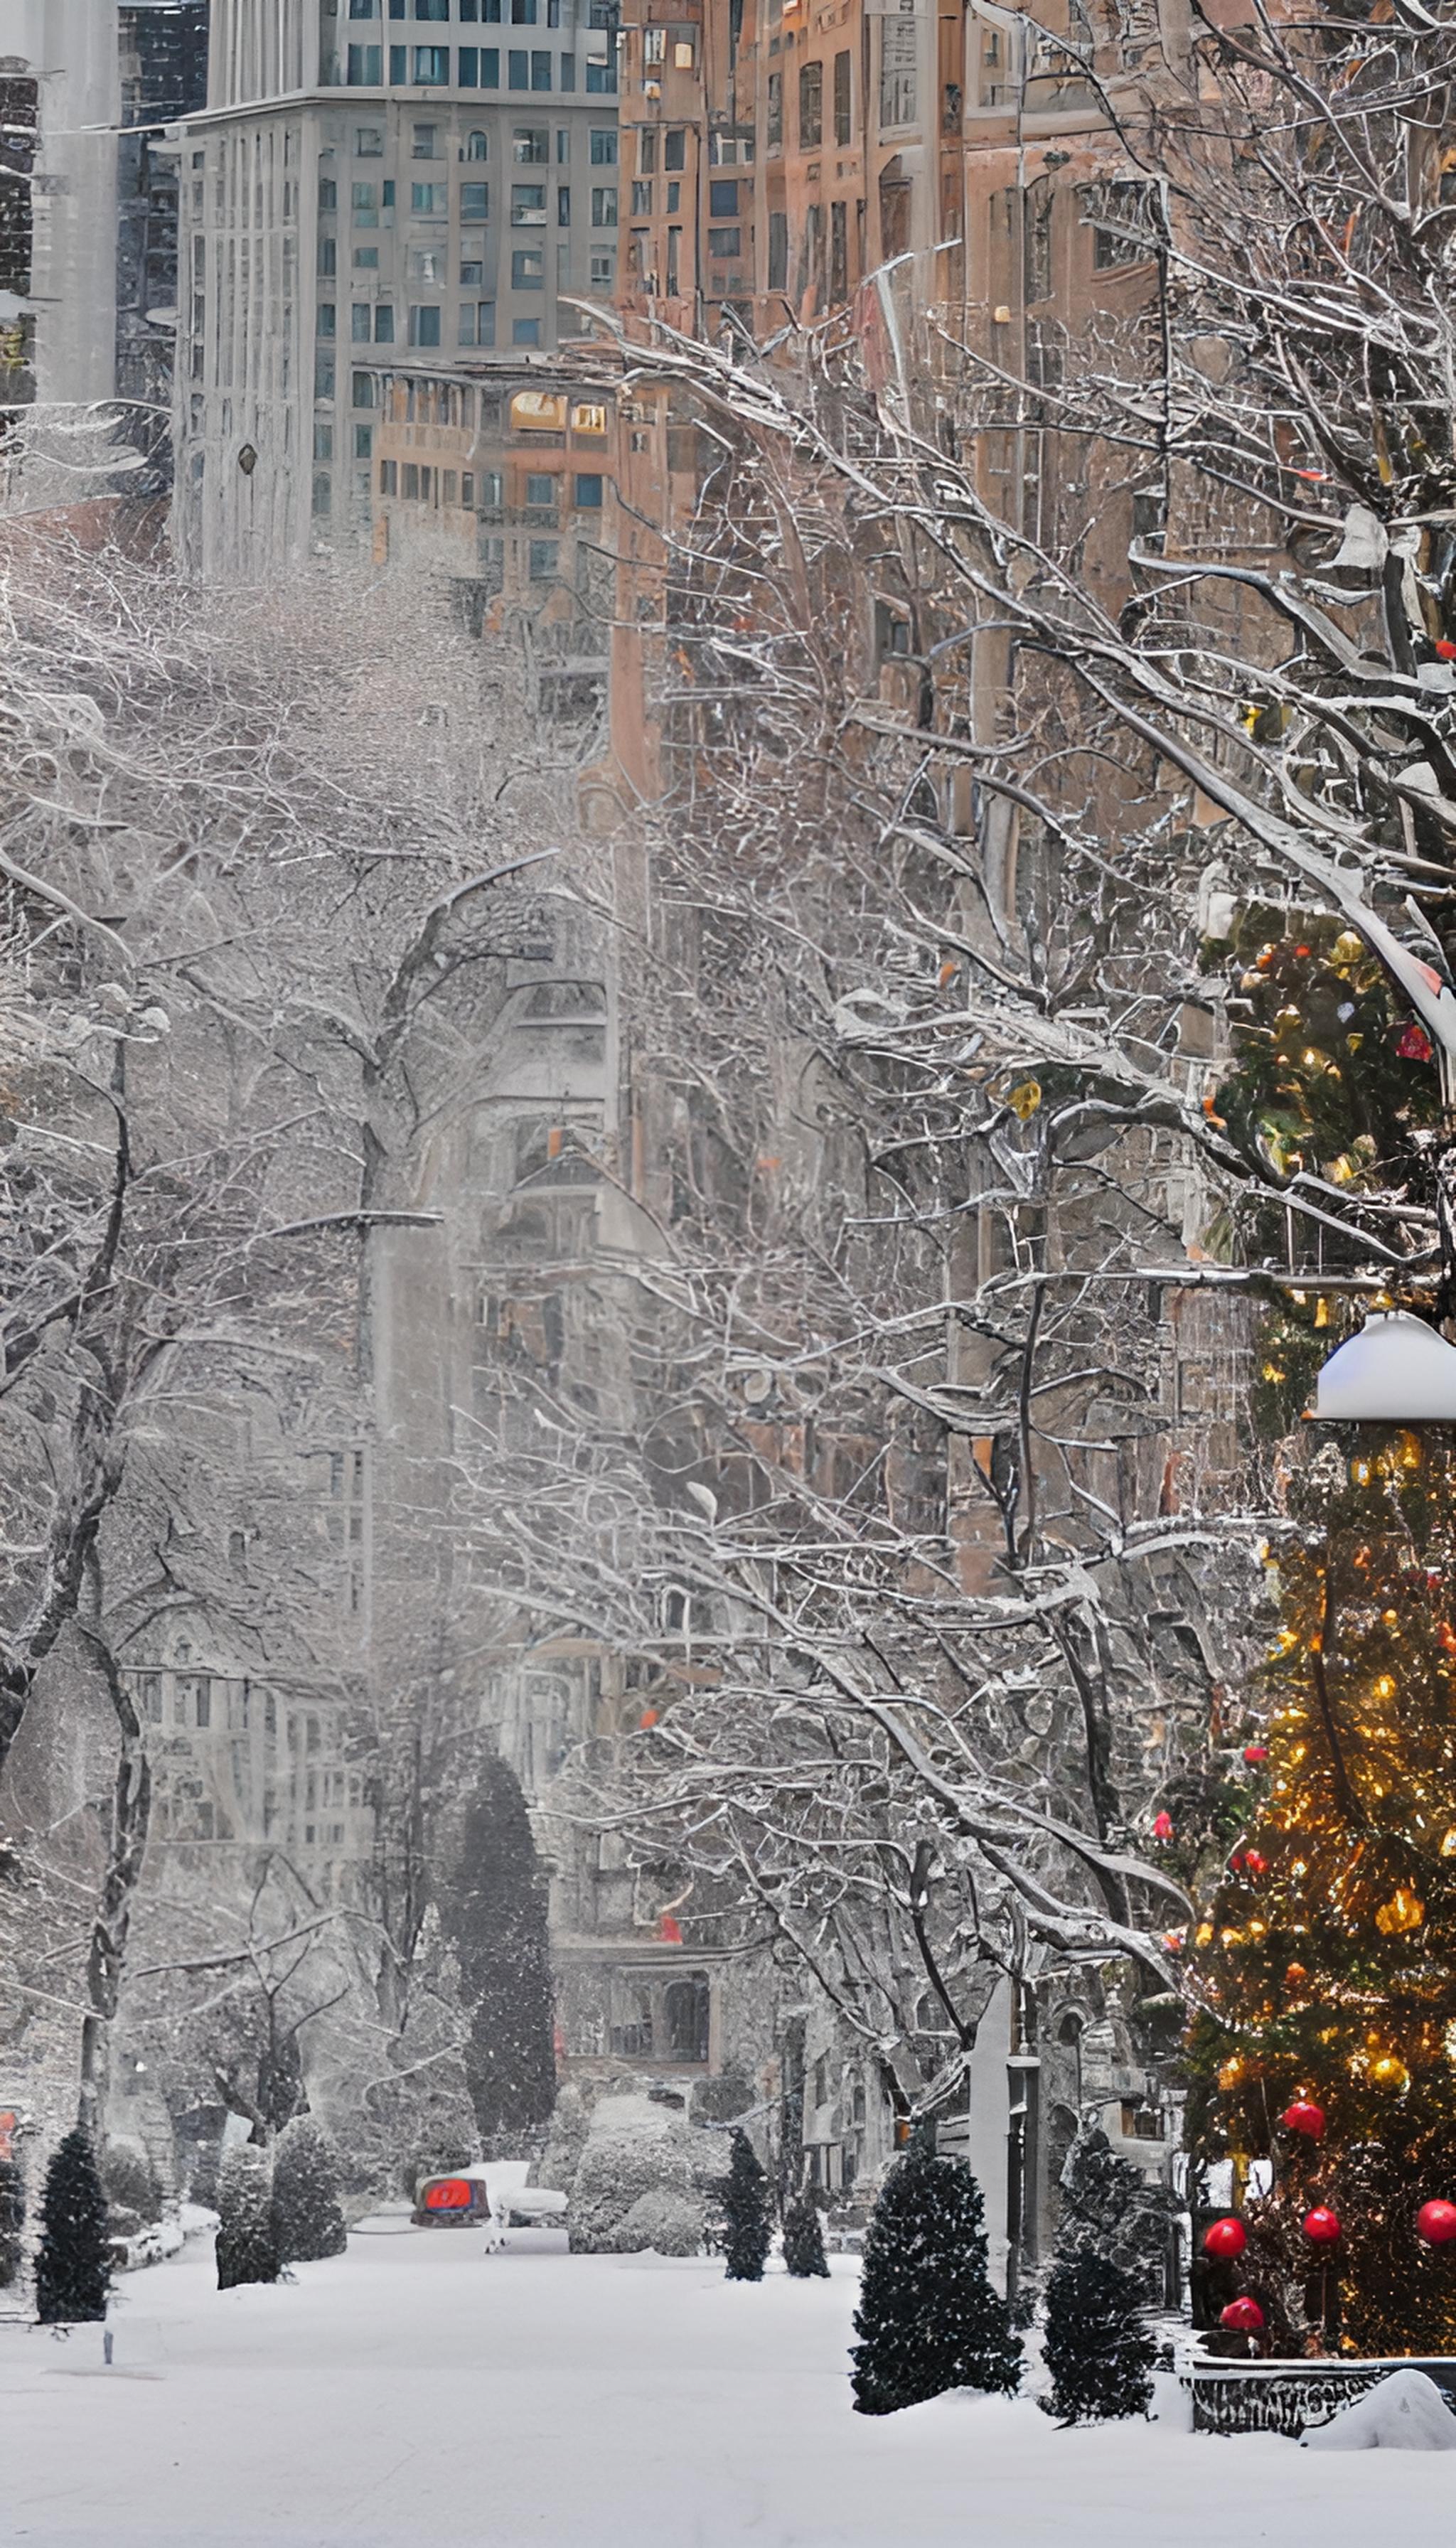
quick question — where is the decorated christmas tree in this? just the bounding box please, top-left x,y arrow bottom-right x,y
722,2129 -> 771,2282
850,2131 -> 1022,2414
1039,2249 -> 1155,2425
271,2116 -> 348,2264
782,2192 -> 830,2279
33,2129 -> 110,2325
1189,1434 -> 1456,2355
215,2145 -> 282,2292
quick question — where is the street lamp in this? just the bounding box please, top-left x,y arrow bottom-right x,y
1307,1310 -> 1456,1423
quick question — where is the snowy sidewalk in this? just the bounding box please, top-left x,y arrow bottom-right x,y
1,2236 -> 1451,2547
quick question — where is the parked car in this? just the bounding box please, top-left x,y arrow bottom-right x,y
412,2162 -> 569,2252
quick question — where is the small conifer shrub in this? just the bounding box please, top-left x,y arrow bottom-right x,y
271,2116 -> 348,2263
783,2193 -> 830,2279
722,2129 -> 772,2282
33,2130 -> 110,2325
1039,2248 -> 1155,2425
215,2145 -> 281,2291
851,2130 -> 1022,2414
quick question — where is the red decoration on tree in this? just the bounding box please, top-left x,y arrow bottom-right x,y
1435,640 -> 1456,662
1303,2207 -> 1342,2245
1219,2297 -> 1265,2333
1280,2100 -> 1327,2141
1152,1811 -> 1174,1839
1397,1022 -> 1435,1063
1242,1745 -> 1269,1767
638,1708 -> 660,1729
656,1914 -> 683,1944
1204,2217 -> 1247,2259
1416,2200 -> 1456,2246
1233,1848 -> 1268,1877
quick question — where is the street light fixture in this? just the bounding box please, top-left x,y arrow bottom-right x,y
1307,1310 -> 1456,1423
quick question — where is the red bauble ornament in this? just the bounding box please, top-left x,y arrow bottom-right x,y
1152,1811 -> 1174,1840
1242,1745 -> 1270,1767
1397,1022 -> 1435,1063
1436,640 -> 1456,662
1303,2207 -> 1342,2246
1242,1850 -> 1268,1877
1416,2200 -> 1456,2246
1204,2217 -> 1247,2260
1220,2297 -> 1265,2334
1280,2100 -> 1326,2141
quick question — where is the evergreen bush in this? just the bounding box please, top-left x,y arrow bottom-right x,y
0,2156 -> 25,2289
1039,2248 -> 1155,2425
271,2116 -> 348,2263
783,2193 -> 830,2279
33,2129 -> 110,2325
215,2145 -> 281,2291
722,2128 -> 771,2282
100,2141 -> 163,2235
851,2131 -> 1022,2414
437,1754 -> 557,2145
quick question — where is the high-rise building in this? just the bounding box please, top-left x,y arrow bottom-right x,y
172,0 -> 621,579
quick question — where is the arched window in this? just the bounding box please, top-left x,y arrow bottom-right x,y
466,129 -> 488,159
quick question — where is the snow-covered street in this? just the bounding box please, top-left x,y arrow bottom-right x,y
1,2232 -> 1451,2547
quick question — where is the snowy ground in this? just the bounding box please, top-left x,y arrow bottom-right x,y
2,2230 -> 1452,2547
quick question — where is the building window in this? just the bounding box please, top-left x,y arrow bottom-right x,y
663,128 -> 685,169
412,43 -> 449,79
315,351 -> 336,397
588,246 -> 615,285
590,127 -> 616,163
459,46 -> 481,82
512,246 -> 545,286
375,304 -> 395,339
1085,178 -> 1155,269
1023,182 -> 1053,302
415,0 -> 448,15
317,301 -> 337,336
558,185 -> 571,222
525,469 -> 557,505
140,1674 -> 162,1724
402,461 -> 419,498
350,0 -> 378,14
709,178 -> 739,217
353,179 -> 379,222
314,420 -> 334,460
356,125 -> 384,152
560,54 -> 576,87
319,177 -> 338,210
830,195 -> 847,299
353,369 -> 375,405
380,457 -> 397,493
408,303 -> 441,343
347,43 -> 382,80
530,50 -> 552,86
508,48 -> 529,85
461,471 -> 475,505
319,234 -> 338,275
460,248 -> 485,282
766,70 -> 783,145
879,16 -> 916,127
354,244 -> 380,267
645,25 -> 666,60
351,302 -> 372,338
413,122 -> 439,156
707,226 -> 739,257
665,1975 -> 710,2062
466,128 -> 488,157
512,181 -> 547,223
514,125 -> 549,160
833,47 -> 852,141
592,185 -> 618,225
574,471 -> 603,506
798,58 -> 823,146
459,299 -> 496,341
412,180 -> 447,211
584,55 -> 616,90
631,179 -> 651,215
461,181 -> 489,216
354,422 -> 373,456
767,207 -> 788,289
513,0 -> 539,18
194,1679 -> 212,1729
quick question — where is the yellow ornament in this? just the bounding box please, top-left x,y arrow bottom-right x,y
1369,2052 -> 1410,2092
1375,1887 -> 1425,1935
1217,2057 -> 1245,2090
1006,1079 -> 1042,1121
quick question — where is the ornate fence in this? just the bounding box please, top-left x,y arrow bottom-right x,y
1180,2350 -> 1456,2437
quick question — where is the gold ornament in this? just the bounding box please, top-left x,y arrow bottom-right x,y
1006,1079 -> 1042,1120
1369,2052 -> 1410,2091
1375,1887 -> 1425,1934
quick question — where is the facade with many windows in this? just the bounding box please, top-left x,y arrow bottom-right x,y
173,0 -> 620,576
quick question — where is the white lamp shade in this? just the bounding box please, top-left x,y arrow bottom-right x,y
1309,1310 -> 1456,1423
